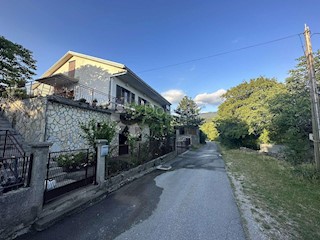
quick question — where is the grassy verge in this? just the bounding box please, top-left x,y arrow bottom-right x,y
219,145 -> 320,240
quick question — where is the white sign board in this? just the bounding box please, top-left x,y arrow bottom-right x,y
101,145 -> 109,157
309,133 -> 314,141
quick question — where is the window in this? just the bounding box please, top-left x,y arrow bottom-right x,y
116,85 -> 135,104
138,97 -> 148,106
162,104 -> 170,112
68,60 -> 76,78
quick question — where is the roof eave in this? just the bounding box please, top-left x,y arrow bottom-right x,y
114,68 -> 171,106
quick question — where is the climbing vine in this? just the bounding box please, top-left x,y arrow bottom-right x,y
123,104 -> 173,139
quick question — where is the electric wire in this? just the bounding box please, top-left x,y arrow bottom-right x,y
138,33 -> 303,73
298,33 -> 306,55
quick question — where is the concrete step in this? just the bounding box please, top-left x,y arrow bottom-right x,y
48,172 -> 67,182
49,161 -> 59,168
48,167 -> 64,178
55,179 -> 77,188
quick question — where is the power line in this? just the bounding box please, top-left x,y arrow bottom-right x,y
138,33 -> 302,74
299,34 -> 306,55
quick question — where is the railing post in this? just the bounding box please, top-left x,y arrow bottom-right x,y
3,130 -> 8,158
29,142 -> 52,214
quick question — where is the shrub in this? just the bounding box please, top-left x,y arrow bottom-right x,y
56,151 -> 92,171
80,119 -> 118,148
292,164 -> 320,182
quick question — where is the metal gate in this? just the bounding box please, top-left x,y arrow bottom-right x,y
43,149 -> 96,204
176,138 -> 190,155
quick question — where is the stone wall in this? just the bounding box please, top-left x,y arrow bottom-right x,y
45,99 -> 114,152
259,144 -> 286,154
4,97 -> 47,143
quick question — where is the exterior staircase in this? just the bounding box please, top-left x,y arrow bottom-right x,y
0,113 -> 31,157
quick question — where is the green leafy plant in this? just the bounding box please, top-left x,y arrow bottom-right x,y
80,119 -> 117,147
56,151 -> 92,171
123,104 -> 173,139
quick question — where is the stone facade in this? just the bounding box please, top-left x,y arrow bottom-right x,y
3,96 -> 154,153
4,97 -> 47,143
46,100 -> 113,152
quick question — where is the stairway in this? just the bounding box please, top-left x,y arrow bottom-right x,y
0,113 -> 31,157
45,160 -> 76,191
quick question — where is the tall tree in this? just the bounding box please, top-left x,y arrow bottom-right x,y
215,77 -> 286,148
268,50 -> 320,164
200,121 -> 219,141
174,96 -> 203,127
0,36 -> 37,87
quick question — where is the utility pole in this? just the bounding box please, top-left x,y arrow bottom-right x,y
304,24 -> 320,171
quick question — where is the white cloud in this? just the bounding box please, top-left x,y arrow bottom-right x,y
161,89 -> 186,104
194,89 -> 227,107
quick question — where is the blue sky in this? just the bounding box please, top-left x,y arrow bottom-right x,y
1,0 -> 320,112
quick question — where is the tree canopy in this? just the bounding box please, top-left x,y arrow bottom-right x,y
174,96 -> 203,127
215,77 -> 286,148
267,50 -> 320,164
0,36 -> 37,87
200,121 -> 219,141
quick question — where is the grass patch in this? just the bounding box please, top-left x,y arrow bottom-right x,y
220,145 -> 320,240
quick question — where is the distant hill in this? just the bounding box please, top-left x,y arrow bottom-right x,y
199,112 -> 217,122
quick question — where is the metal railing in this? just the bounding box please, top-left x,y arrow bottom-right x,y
0,154 -> 33,193
44,149 -> 96,203
176,138 -> 190,154
0,130 -> 25,158
106,137 -> 175,177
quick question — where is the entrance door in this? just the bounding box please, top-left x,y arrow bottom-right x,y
119,126 -> 129,155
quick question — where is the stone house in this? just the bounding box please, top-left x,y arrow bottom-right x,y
3,51 -> 171,155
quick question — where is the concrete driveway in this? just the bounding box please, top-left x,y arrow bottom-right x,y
17,142 -> 246,240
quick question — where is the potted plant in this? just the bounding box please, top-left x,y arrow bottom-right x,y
92,99 -> 98,108
77,98 -> 89,107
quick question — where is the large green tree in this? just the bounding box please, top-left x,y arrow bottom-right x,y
174,96 -> 203,127
200,121 -> 219,141
268,50 -> 320,164
0,36 -> 36,87
215,77 -> 286,148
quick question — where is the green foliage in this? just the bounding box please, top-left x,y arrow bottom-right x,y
200,121 -> 219,141
174,96 -> 204,127
268,50 -> 320,164
56,152 -> 94,171
123,104 -> 173,138
215,77 -> 285,148
199,130 -> 207,144
292,164 -> 320,181
221,146 -> 320,239
215,118 -> 258,148
0,36 -> 36,87
258,129 -> 270,144
80,119 -> 117,147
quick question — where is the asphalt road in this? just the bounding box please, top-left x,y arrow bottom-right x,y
17,142 -> 246,240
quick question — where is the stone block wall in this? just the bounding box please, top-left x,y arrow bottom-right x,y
4,97 -> 120,153
45,100 -> 115,152
4,97 -> 47,143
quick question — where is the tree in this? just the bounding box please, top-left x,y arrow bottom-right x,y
215,77 -> 286,148
0,36 -> 37,87
200,121 -> 218,141
174,96 -> 203,127
268,50 -> 320,164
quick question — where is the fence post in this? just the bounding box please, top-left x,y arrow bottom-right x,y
29,142 -> 52,214
175,129 -> 179,155
95,139 -> 108,188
